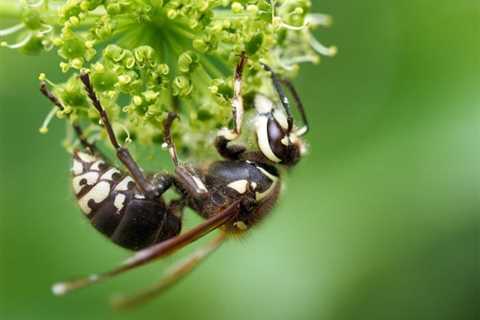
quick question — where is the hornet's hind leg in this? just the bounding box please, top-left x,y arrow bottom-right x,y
111,232 -> 227,309
79,73 -> 173,200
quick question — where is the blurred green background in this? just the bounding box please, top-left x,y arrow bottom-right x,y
1,1 -> 479,319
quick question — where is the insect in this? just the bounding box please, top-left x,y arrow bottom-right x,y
40,53 -> 309,308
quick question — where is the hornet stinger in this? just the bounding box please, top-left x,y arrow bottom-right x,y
41,53 -> 310,308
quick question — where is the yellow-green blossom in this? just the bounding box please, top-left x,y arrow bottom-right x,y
0,0 -> 335,157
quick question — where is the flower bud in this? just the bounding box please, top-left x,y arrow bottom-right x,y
106,3 -> 122,15
22,9 -> 43,30
92,66 -> 117,91
71,58 -> 83,69
19,35 -> 44,55
247,5 -> 258,15
134,46 -> 155,63
173,76 -> 193,97
143,90 -> 159,103
133,96 -> 143,106
104,44 -> 125,62
178,51 -> 199,74
193,39 -> 208,53
231,2 -> 244,14
122,50 -> 136,69
60,77 -> 88,108
157,64 -> 170,75
58,31 -> 86,59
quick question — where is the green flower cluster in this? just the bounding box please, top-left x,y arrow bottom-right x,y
0,0 -> 335,157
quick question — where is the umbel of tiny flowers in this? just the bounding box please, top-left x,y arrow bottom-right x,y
0,0 -> 335,158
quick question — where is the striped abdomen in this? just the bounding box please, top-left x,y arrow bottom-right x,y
71,151 -> 180,251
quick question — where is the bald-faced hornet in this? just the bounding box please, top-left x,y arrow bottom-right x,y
41,53 -> 309,308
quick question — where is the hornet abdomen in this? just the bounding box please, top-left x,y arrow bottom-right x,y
71,151 -> 181,251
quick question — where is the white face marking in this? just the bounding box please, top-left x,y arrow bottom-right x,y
227,180 -> 249,194
255,94 -> 274,114
90,160 -> 105,171
71,160 -> 83,175
134,193 -> 146,200
115,176 -> 135,191
192,176 -> 208,193
255,116 -> 282,163
113,194 -> 126,212
78,181 -> 111,214
72,172 -> 100,195
250,182 -> 258,190
77,152 -> 96,163
100,168 -> 121,181
282,131 -> 301,147
273,108 -> 289,130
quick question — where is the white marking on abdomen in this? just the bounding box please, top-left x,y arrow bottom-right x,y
78,181 -> 111,214
281,132 -> 300,146
90,160 -> 105,171
71,160 -> 83,175
255,116 -> 281,163
113,194 -> 126,212
77,152 -> 96,163
115,176 -> 135,191
72,172 -> 100,195
100,168 -> 121,181
227,180 -> 249,194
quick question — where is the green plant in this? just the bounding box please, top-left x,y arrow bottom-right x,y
0,0 -> 334,157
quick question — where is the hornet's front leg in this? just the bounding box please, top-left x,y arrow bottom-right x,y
215,53 -> 248,160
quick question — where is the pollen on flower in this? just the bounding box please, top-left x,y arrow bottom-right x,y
1,0 -> 335,158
